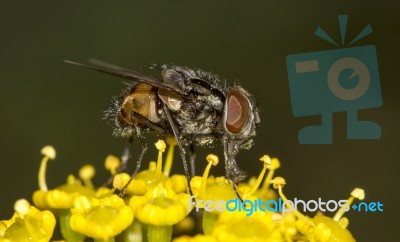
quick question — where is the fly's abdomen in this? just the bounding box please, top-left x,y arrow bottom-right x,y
118,83 -> 161,126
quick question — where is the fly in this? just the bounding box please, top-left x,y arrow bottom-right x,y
64,59 -> 261,199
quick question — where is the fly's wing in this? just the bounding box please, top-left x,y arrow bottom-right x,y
64,59 -> 185,95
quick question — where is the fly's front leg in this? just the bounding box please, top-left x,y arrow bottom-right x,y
162,104 -> 194,197
223,136 -> 244,202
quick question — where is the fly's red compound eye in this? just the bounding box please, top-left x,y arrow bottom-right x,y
225,89 -> 251,133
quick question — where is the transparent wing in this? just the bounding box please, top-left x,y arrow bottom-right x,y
64,59 -> 185,95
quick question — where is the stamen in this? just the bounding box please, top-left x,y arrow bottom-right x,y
38,146 -> 56,192
148,161 -> 156,171
14,199 -> 37,240
163,136 -> 177,176
200,154 -> 219,197
41,145 -> 56,160
79,165 -> 95,189
271,177 -> 309,222
245,155 -> 270,197
338,217 -> 349,229
261,157 -> 281,191
155,140 -> 166,178
333,188 -> 365,222
105,155 -> 120,175
14,199 -> 30,217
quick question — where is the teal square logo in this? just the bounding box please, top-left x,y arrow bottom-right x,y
286,16 -> 382,144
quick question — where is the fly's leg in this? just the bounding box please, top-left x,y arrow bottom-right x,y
119,136 -> 134,172
189,144 -> 196,177
223,136 -> 245,202
119,110 -> 168,197
131,111 -> 168,135
190,133 -> 224,178
102,136 -> 133,187
162,104 -> 194,197
228,179 -> 243,203
119,127 -> 148,197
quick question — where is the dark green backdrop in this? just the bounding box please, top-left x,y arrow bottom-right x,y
0,1 -> 398,241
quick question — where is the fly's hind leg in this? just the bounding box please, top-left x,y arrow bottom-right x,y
119,127 -> 148,197
119,136 -> 134,172
118,111 -> 167,197
103,136 -> 134,187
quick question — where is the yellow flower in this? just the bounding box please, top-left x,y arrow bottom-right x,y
296,215 -> 356,242
69,194 -> 134,241
129,183 -> 190,226
121,139 -> 191,242
32,146 -> 95,210
296,188 -> 364,242
211,210 -> 280,242
190,154 -> 236,208
5,142 -> 363,242
173,234 -> 217,242
129,182 -> 190,242
113,139 -> 187,196
33,174 -> 95,210
0,199 -> 56,242
272,177 -> 362,242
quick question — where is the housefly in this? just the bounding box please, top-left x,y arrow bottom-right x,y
64,59 -> 260,198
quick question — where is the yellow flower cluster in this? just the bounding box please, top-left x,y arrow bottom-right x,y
0,140 -> 363,242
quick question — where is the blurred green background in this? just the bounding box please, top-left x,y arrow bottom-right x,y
0,1 -> 398,241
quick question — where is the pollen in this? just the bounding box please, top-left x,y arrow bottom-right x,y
166,135 -> 177,146
40,145 -> 56,160
268,157 -> 281,170
79,164 -> 95,189
155,139 -> 167,152
271,176 -> 286,189
14,199 -> 30,217
259,154 -> 271,165
351,188 -> 365,200
105,155 -> 121,175
206,154 -> 219,166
